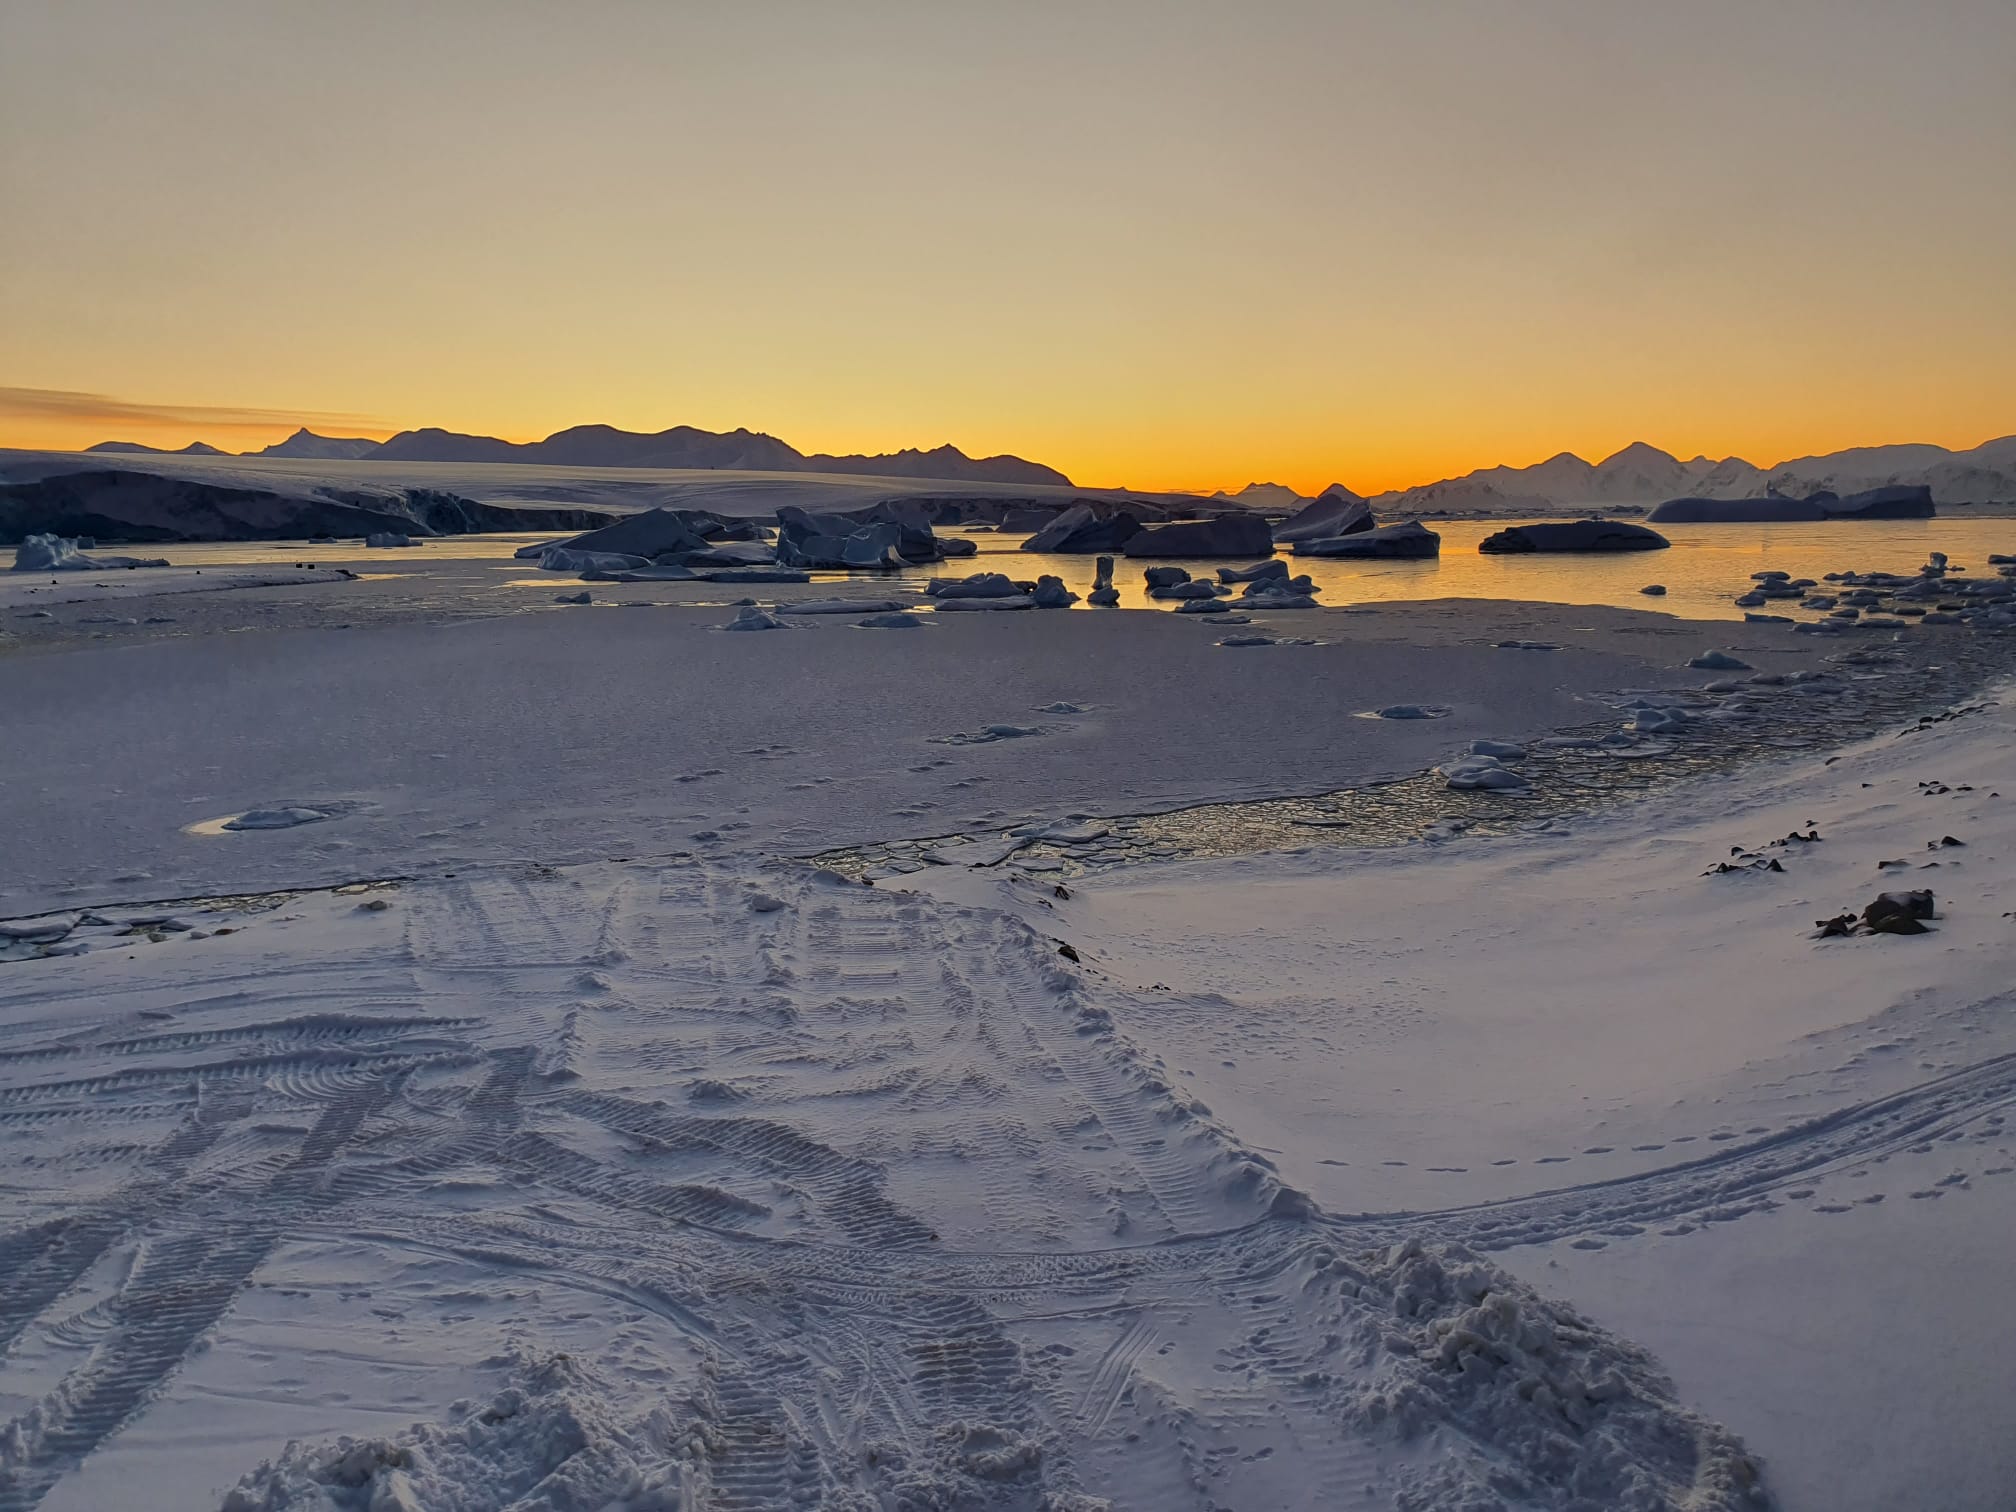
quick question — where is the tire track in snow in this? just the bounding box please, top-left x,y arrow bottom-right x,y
0,1104 -> 245,1358
0,1074 -> 400,1511
1384,1043 -> 2016,1252
559,1092 -> 938,1250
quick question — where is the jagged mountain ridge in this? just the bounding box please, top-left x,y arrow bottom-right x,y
1369,435 -> 2016,511
256,428 -> 382,460
82,422 -> 1074,487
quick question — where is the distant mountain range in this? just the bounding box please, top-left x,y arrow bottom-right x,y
1364,436 -> 2016,512
88,424 -> 1072,487
87,440 -> 229,457
79,428 -> 2015,509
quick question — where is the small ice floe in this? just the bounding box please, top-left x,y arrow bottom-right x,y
1422,817 -> 1474,842
1218,558 -> 1289,585
1011,818 -> 1110,843
926,571 -> 1026,600
554,591 -> 591,605
1621,697 -> 1695,736
223,806 -> 334,831
1033,701 -> 1092,714
1467,738 -> 1527,760
1143,566 -> 1218,600
1233,584 -> 1320,609
0,915 -> 78,944
700,567 -> 809,583
1359,704 -> 1452,720
1689,650 -> 1752,670
932,594 -> 1034,611
855,611 -> 924,628
1175,599 -> 1232,613
923,836 -> 1032,867
1031,575 -> 1078,608
1438,754 -> 1530,791
1639,584 -> 1667,596
365,532 -> 418,548
1218,634 -> 1275,647
779,599 -> 911,615
1494,639 -> 1559,651
722,606 -> 787,631
931,724 -> 1047,746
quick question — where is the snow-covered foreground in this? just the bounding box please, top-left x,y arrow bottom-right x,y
0,598 -> 1733,918
2,663 -> 2011,1508
0,566 -> 352,612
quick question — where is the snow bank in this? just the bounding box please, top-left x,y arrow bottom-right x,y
1341,1241 -> 1768,1511
221,1355 -> 684,1512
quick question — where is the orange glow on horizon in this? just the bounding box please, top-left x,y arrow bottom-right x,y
3,5 -> 2010,503
7,391 -> 2007,504
1,402 -> 2008,501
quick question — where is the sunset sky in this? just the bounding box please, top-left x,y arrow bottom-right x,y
3,1 -> 2012,495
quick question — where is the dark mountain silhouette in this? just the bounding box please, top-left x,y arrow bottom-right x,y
255,428 -> 383,460
362,423 -> 1070,485
86,440 -> 227,456
1371,436 -> 2016,509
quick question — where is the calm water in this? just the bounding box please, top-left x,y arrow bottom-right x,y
111,519 -> 2015,621
994,518 -> 2016,620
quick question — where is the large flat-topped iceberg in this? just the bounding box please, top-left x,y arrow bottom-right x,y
1649,485 -> 1936,524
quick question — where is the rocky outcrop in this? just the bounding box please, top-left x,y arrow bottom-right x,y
1293,520 -> 1440,559
1478,520 -> 1669,554
1124,515 -> 1275,558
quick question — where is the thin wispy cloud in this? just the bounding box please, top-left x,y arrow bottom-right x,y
0,386 -> 389,437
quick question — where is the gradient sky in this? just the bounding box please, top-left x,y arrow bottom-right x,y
3,1 -> 2012,494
